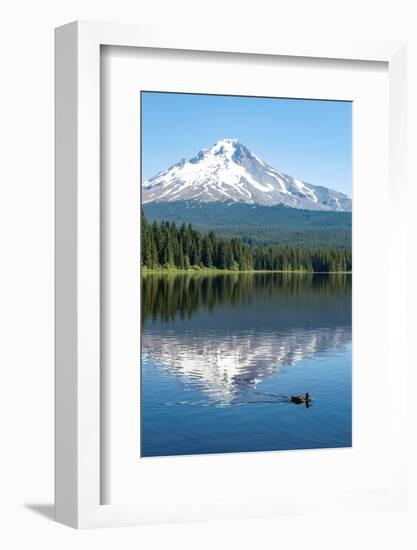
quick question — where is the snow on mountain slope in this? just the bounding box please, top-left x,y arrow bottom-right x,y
142,139 -> 351,212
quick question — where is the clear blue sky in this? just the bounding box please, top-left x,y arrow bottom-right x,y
141,91 -> 352,197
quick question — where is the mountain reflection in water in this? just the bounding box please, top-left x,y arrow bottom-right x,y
142,273 -> 351,406
141,273 -> 352,456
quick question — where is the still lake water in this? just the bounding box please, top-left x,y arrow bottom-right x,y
141,273 -> 352,457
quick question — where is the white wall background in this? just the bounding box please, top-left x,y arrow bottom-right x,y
0,0 -> 416,547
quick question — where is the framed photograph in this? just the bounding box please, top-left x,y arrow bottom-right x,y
139,92 -> 353,459
55,21 -> 408,528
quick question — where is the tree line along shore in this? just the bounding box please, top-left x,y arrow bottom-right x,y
141,209 -> 352,273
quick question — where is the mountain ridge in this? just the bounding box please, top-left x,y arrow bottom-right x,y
142,138 -> 351,212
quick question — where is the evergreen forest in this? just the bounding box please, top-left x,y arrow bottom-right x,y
141,209 -> 352,273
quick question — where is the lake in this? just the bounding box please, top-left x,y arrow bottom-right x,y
141,272 -> 352,457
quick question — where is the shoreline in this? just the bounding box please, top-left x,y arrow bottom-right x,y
142,268 -> 352,275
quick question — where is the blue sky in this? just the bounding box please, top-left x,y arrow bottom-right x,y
141,92 -> 352,197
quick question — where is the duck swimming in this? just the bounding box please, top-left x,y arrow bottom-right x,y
290,392 -> 312,404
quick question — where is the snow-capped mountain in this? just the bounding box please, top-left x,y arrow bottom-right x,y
142,138 -> 351,212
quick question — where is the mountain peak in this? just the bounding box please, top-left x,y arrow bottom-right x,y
210,138 -> 247,155
143,139 -> 351,212
190,138 -> 246,163
214,138 -> 241,146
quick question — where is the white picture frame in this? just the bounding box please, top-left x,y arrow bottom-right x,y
55,20 -> 408,529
